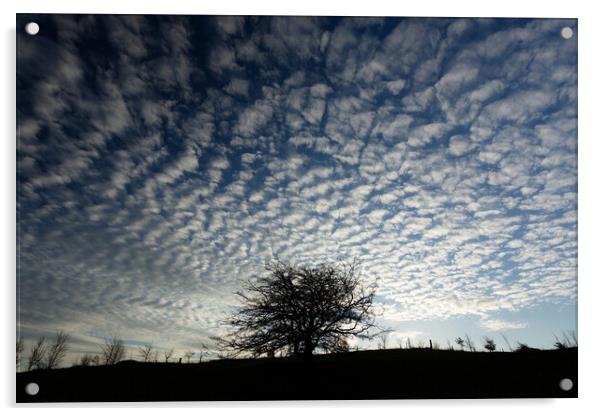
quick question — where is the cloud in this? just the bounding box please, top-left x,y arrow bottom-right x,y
235,101 -> 274,136
480,318 -> 529,332
448,135 -> 475,156
224,78 -> 250,98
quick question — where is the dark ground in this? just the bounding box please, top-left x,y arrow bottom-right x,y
16,347 -> 577,402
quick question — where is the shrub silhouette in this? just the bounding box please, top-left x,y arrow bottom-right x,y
455,337 -> 465,350
214,259 -> 378,358
515,342 -> 539,352
483,337 -> 496,352
79,354 -> 95,366
554,331 -> 578,349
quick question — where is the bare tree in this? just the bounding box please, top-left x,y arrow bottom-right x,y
164,348 -> 174,363
198,343 -> 209,363
45,330 -> 70,369
27,337 -> 47,371
102,336 -> 126,365
137,344 -> 154,362
455,337 -> 465,350
16,336 -> 25,371
377,332 -> 389,350
483,337 -> 497,352
184,351 -> 194,363
214,259 -> 378,358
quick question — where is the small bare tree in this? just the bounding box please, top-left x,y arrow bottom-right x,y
27,337 -> 47,371
16,336 -> 25,371
455,337 -> 465,350
483,337 -> 497,352
102,336 -> 126,365
45,330 -> 70,369
184,351 -> 194,363
377,332 -> 389,350
138,344 -> 154,362
198,343 -> 209,363
164,348 -> 174,363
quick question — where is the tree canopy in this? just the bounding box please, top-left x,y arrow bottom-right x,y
215,259 -> 378,358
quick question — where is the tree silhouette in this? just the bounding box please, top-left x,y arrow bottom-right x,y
45,330 -> 70,369
16,336 -> 24,371
164,348 -> 174,363
102,336 -> 126,365
214,259 -> 378,358
138,344 -> 154,362
27,337 -> 47,371
198,343 -> 209,363
377,332 -> 390,350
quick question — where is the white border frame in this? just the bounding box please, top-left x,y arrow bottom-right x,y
3,1 -> 600,414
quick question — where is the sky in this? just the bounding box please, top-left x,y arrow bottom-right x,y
17,15 -> 577,362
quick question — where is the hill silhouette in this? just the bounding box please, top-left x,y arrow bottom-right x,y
17,347 -> 577,402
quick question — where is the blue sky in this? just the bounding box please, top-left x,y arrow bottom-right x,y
17,15 -> 577,359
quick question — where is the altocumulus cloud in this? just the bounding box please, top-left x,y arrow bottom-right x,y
17,16 -> 577,355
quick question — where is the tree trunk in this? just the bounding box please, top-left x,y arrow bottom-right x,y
303,337 -> 314,359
